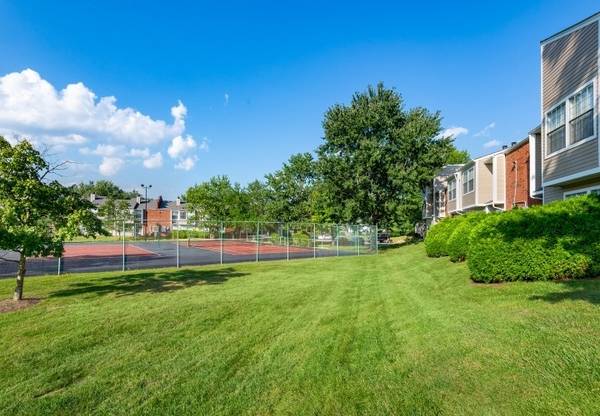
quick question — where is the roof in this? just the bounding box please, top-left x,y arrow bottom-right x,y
541,11 -> 600,45
504,137 -> 530,154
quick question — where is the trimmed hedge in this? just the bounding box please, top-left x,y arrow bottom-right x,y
424,216 -> 462,257
467,195 -> 600,282
446,212 -> 488,262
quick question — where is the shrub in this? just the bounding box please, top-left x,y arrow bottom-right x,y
467,195 -> 600,282
424,216 -> 462,257
447,212 -> 489,262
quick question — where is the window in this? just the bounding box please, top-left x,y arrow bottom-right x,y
448,180 -> 456,201
564,187 -> 600,199
462,167 -> 474,194
546,103 -> 566,154
179,211 -> 187,220
569,84 -> 594,143
546,83 -> 596,156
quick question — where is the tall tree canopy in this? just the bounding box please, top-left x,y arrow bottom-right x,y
264,153 -> 317,222
0,138 -> 105,300
72,180 -> 139,200
185,175 -> 246,222
316,83 -> 454,230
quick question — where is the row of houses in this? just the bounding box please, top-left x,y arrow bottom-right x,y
424,12 -> 600,224
89,193 -> 189,236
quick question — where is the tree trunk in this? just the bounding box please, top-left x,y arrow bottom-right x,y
13,253 -> 26,301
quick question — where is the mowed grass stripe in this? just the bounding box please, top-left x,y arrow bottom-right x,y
0,244 -> 599,415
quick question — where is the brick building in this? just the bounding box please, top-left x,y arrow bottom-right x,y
505,138 -> 542,210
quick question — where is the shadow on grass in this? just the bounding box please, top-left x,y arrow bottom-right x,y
529,278 -> 600,306
49,267 -> 248,298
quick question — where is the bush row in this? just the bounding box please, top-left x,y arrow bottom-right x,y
424,194 -> 600,282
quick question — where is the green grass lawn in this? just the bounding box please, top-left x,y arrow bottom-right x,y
1,244 -> 599,415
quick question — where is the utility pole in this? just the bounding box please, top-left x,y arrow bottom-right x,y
140,184 -> 152,238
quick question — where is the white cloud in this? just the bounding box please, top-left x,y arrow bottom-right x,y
439,126 -> 468,139
129,147 -> 150,158
198,137 -> 209,152
168,134 -> 197,158
175,156 -> 197,171
80,144 -> 124,157
0,69 -> 186,145
143,152 -> 163,169
474,122 -> 496,137
99,157 -> 124,176
483,139 -> 501,148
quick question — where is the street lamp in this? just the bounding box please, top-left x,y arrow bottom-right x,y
140,184 -> 152,237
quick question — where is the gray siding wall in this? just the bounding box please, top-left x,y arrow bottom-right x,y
544,178 -> 600,203
542,20 -> 598,110
543,138 -> 599,182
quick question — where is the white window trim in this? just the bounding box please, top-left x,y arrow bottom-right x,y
545,80 -> 597,159
447,179 -> 457,201
462,166 -> 475,195
563,185 -> 600,199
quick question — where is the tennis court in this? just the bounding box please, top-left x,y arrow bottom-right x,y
0,221 -> 377,277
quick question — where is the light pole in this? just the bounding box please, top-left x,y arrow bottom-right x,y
140,184 -> 152,238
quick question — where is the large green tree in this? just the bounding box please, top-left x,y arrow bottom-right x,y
316,83 -> 455,230
98,198 -> 133,235
185,175 -> 246,222
0,138 -> 105,300
264,153 -> 316,222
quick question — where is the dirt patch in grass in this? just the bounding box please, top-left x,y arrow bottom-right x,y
0,298 -> 41,313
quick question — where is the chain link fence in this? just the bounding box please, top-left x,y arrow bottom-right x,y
0,220 -> 378,277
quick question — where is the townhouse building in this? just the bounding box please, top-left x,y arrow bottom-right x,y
538,12 -> 600,201
446,150 -> 506,215
422,165 -> 464,225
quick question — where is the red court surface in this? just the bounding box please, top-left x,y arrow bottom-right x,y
187,240 -> 312,255
63,244 -> 156,258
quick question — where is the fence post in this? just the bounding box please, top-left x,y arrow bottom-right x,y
57,256 -> 61,276
256,221 -> 260,262
122,220 -> 126,271
336,224 -> 339,256
356,225 -> 360,256
220,221 -> 224,265
313,223 -> 316,259
286,223 -> 290,261
176,224 -> 180,268
375,224 -> 379,255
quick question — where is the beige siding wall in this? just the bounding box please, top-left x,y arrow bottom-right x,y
543,138 -> 599,182
476,161 -> 493,204
542,21 -> 598,110
544,177 -> 600,203
494,154 -> 506,203
462,188 -> 475,207
447,198 -> 456,212
534,134 -> 542,191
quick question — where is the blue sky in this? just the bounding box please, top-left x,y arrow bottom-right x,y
0,1 -> 598,199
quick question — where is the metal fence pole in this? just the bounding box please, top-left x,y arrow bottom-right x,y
356,225 -> 359,256
336,224 -> 339,257
57,256 -> 61,276
122,220 -> 126,271
220,221 -> 224,265
176,224 -> 180,268
313,223 -> 316,259
256,221 -> 260,262
375,224 -> 379,255
286,223 -> 290,261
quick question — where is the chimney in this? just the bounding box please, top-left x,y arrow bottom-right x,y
136,196 -> 141,204
176,197 -> 181,206
90,193 -> 96,202
502,145 -> 508,150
